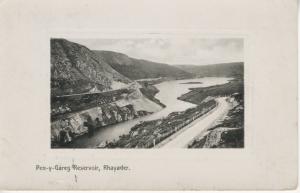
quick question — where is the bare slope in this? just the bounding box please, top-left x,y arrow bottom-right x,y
51,39 -> 132,96
93,50 -> 194,80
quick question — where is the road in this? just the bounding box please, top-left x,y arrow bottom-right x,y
159,97 -> 230,148
54,83 -> 138,98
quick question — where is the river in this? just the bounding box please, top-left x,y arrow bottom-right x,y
66,77 -> 231,148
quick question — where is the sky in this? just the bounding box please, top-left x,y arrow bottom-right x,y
70,38 -> 243,65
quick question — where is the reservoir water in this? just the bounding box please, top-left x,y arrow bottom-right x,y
67,77 -> 231,148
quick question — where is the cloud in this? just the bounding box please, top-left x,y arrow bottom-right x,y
70,38 -> 243,65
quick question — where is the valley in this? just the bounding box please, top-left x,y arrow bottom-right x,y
50,38 -> 244,149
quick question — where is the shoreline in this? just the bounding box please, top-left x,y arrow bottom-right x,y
158,97 -> 230,148
154,99 -> 221,148
52,77 -> 236,148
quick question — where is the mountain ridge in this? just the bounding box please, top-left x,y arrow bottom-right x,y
175,62 -> 244,78
93,50 -> 194,80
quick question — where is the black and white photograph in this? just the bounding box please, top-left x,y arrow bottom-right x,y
51,38 -> 244,148
1,0 -> 298,190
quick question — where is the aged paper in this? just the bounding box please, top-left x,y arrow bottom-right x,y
0,0 -> 297,190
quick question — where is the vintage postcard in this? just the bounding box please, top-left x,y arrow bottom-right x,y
50,38 -> 244,149
0,0 -> 297,190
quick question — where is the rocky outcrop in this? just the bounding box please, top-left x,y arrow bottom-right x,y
51,102 -> 152,147
203,127 -> 240,148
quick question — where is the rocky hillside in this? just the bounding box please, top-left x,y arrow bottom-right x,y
93,50 -> 194,80
176,62 -> 244,78
51,39 -> 164,147
51,39 -> 132,96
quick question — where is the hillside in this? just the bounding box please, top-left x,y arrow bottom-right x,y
50,39 -> 164,147
51,39 -> 132,96
176,62 -> 244,78
93,50 -> 194,80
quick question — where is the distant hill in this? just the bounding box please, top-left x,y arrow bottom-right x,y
51,39 -> 132,96
93,50 -> 194,80
176,62 -> 244,78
